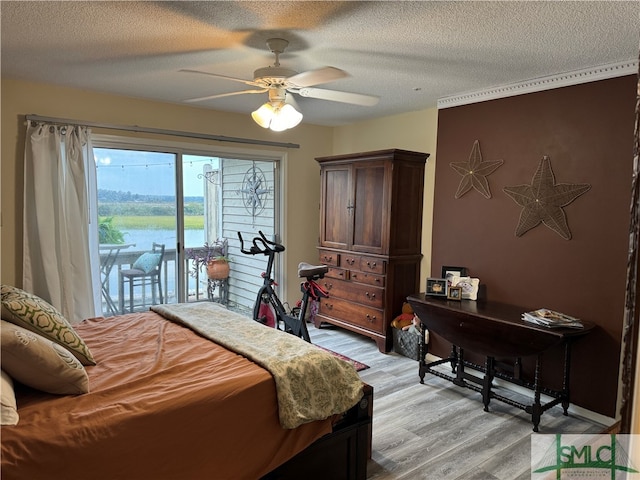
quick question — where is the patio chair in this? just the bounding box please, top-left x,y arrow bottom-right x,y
118,243 -> 165,314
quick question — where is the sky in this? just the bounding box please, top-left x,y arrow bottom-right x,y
93,148 -> 220,197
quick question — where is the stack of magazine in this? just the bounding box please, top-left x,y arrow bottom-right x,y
522,308 -> 584,329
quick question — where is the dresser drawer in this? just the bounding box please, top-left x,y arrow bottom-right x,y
319,297 -> 384,333
318,250 -> 340,266
340,254 -> 360,269
325,266 -> 348,281
319,277 -> 384,308
349,270 -> 385,287
360,256 -> 386,274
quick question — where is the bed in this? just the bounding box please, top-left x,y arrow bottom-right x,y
0,286 -> 372,480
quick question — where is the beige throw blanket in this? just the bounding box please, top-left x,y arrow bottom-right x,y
151,302 -> 364,429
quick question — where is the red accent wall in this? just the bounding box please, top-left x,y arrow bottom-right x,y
431,75 -> 637,417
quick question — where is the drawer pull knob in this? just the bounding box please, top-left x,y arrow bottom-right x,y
365,314 -> 376,323
324,283 -> 333,290
347,258 -> 356,265
367,261 -> 377,268
365,292 -> 376,300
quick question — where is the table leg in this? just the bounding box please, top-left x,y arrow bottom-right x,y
419,322 -> 428,383
561,341 -> 572,415
530,354 -> 543,432
482,356 -> 495,412
453,348 -> 466,387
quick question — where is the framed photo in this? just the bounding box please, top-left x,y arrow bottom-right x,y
451,276 -> 480,301
426,278 -> 448,297
441,266 -> 467,285
447,286 -> 462,301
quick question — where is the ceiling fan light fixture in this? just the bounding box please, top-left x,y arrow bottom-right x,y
251,101 -> 302,132
251,103 -> 275,129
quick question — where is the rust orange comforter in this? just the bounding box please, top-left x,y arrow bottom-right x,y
1,311 -> 334,479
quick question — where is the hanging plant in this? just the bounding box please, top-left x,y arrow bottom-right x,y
186,238 -> 230,279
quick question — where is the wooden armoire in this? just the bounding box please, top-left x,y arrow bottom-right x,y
314,149 -> 429,352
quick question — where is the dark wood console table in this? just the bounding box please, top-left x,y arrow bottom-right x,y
407,293 -> 593,431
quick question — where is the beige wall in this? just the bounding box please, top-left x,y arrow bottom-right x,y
1,78 -> 437,307
1,78 -> 334,303
332,110 -> 439,289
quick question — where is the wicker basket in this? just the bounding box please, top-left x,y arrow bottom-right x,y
392,328 -> 420,360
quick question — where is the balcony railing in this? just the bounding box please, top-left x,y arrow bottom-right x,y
99,247 -> 211,315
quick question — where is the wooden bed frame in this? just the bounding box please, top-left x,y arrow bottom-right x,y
264,383 -> 373,480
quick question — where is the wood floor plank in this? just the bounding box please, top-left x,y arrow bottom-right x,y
308,323 -> 613,480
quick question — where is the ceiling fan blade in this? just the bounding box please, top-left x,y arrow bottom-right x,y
185,88 -> 268,103
179,69 -> 262,87
296,87 -> 379,106
287,66 -> 349,87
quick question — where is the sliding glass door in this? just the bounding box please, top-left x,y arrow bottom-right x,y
92,138 -> 279,316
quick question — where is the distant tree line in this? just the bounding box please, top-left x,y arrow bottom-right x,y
98,189 -> 204,216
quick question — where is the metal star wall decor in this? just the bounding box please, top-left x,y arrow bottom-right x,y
450,140 -> 504,199
503,156 -> 591,240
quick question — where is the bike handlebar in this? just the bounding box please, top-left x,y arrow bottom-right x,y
238,231 -> 285,256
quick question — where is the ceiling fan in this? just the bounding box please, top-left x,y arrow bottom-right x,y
180,38 -> 379,131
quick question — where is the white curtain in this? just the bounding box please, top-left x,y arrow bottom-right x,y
23,122 -> 100,323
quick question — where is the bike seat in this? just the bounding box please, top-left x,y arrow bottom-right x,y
297,262 -> 329,279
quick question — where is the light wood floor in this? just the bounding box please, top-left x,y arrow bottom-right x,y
307,323 -> 611,480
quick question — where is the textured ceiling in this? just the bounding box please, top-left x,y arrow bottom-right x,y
2,1 -> 639,126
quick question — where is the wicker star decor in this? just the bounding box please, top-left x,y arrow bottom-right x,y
450,140 -> 504,199
503,156 -> 591,240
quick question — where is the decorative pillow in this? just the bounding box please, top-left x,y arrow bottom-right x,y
1,369 -> 19,426
132,252 -> 161,274
1,285 -> 95,365
1,320 -> 89,395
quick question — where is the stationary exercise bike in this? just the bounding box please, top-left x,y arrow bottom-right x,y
238,231 -> 328,342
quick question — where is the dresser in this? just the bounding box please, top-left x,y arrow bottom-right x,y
314,149 -> 429,352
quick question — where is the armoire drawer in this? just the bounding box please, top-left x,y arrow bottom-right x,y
318,250 -> 339,266
325,266 -> 348,281
319,297 -> 384,333
360,256 -> 386,274
349,270 -> 385,287
340,254 -> 360,269
319,277 -> 384,308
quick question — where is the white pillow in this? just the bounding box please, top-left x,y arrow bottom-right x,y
1,320 -> 89,395
1,369 -> 19,426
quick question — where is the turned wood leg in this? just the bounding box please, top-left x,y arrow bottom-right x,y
531,354 -> 543,432
561,341 -> 572,415
450,344 -> 458,373
482,356 -> 495,412
419,323 -> 428,383
453,348 -> 465,387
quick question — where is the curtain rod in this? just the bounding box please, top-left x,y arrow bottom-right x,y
24,114 -> 300,149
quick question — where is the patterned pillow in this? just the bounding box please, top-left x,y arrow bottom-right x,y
1,285 -> 95,365
132,252 -> 162,274
1,320 -> 89,395
1,369 -> 19,426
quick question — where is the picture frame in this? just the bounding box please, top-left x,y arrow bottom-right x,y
447,286 -> 463,301
426,277 -> 448,297
451,276 -> 480,301
441,266 -> 468,285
